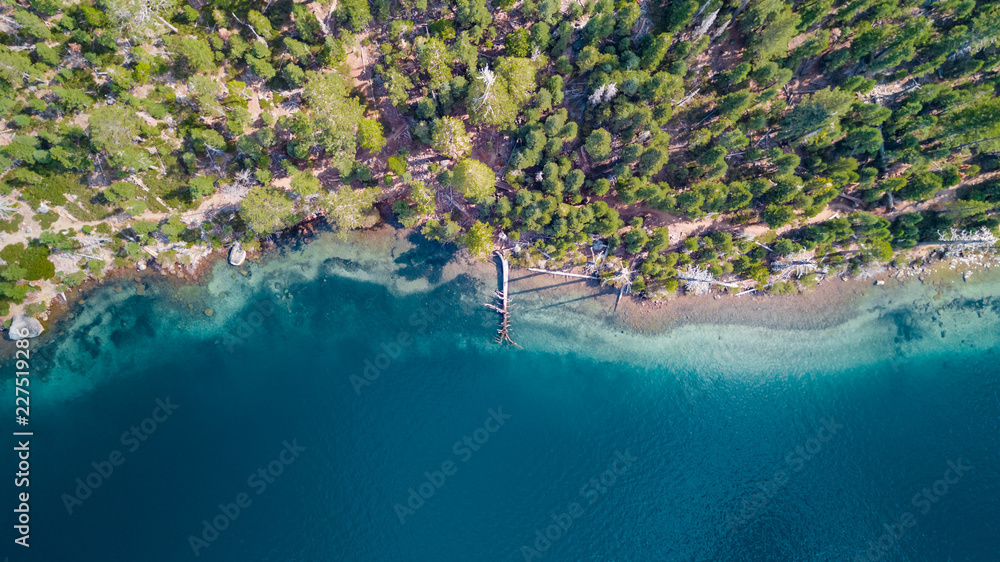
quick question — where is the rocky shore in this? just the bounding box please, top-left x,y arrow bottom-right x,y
4,218 -> 999,346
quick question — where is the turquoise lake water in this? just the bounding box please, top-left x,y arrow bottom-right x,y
4,229 -> 999,561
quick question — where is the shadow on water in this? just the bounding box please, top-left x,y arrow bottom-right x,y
73,306 -> 107,359
511,272 -> 550,281
493,253 -> 504,293
884,309 -> 923,344
523,289 -> 613,312
109,308 -> 157,347
393,231 -> 456,283
511,279 -> 595,295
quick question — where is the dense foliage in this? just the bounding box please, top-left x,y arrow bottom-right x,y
0,0 -> 998,316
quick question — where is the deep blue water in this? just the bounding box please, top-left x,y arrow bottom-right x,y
4,240 -> 1000,562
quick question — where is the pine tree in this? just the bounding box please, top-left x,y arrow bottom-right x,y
358,118 -> 387,153
462,221 -> 494,257
304,71 -> 365,175
778,88 -> 853,142
468,58 -> 537,128
240,185 -> 295,233
416,37 -> 453,90
339,0 -> 373,31
431,117 -> 473,160
585,129 -> 612,161
321,187 -> 378,232
452,159 -> 496,203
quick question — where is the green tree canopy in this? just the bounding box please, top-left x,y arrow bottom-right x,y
88,105 -> 152,172
339,0 -> 372,31
358,118 -> 387,153
167,36 -> 215,78
778,88 -> 854,142
104,181 -> 136,204
189,176 -> 217,199
132,220 -> 158,236
747,6 -> 801,61
290,170 -> 321,197
416,37 -> 453,90
452,158 -> 496,203
462,221 -> 494,257
761,204 -> 796,228
240,185 -> 296,234
585,129 -> 612,162
468,58 -> 537,128
321,187 -> 379,232
431,117 -> 473,160
0,242 -> 55,282
304,71 -> 365,175
505,29 -> 531,58
944,97 -> 1000,152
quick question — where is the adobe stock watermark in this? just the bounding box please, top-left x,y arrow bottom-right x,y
187,439 -> 306,557
61,397 -> 179,514
518,449 -> 638,561
350,295 -> 449,396
726,417 -> 844,531
393,407 -> 511,524
853,458 -> 973,561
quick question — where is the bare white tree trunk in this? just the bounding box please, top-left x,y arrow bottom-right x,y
0,198 -> 17,221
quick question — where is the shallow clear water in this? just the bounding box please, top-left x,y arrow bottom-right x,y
5,231 -> 999,561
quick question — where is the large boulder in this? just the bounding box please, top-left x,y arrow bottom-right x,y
8,315 -> 43,340
228,242 -> 246,266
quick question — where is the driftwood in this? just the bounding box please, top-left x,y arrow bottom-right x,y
676,276 -> 741,289
485,252 -> 518,346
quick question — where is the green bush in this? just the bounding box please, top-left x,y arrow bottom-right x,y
430,19 -> 456,40
387,155 -> 407,176
34,43 -> 60,66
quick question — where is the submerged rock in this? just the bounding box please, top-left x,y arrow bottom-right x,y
7,315 -> 43,340
229,242 -> 246,266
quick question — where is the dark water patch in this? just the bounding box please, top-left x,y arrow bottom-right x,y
393,230 -> 455,283
325,255 -> 363,273
109,302 -> 157,347
883,309 -> 923,344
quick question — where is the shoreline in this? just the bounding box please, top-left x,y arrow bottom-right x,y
4,221 -> 1000,397
2,214 -> 326,346
10,219 -> 1000,353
